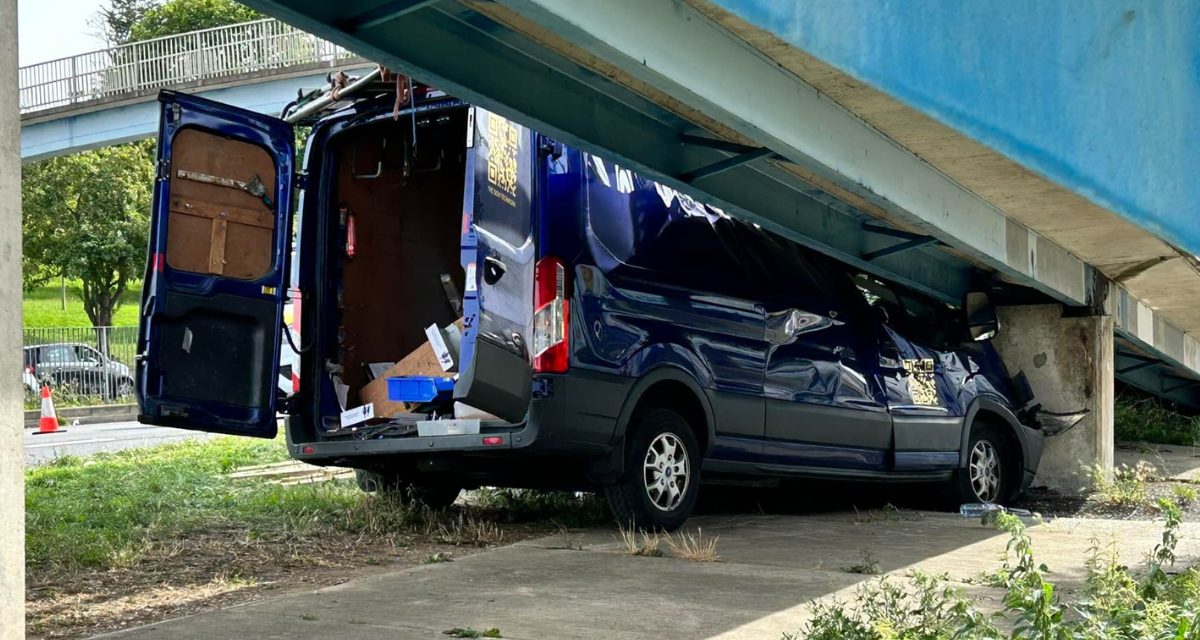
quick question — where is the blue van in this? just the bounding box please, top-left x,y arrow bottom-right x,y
136,85 -> 1066,530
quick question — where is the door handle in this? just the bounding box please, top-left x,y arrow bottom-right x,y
483,256 -> 506,285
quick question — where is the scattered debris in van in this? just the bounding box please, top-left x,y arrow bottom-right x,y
363,361 -> 396,381
424,322 -> 459,372
359,318 -> 465,419
454,402 -> 498,421
441,273 -> 463,315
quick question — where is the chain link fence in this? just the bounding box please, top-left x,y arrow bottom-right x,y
23,326 -> 138,405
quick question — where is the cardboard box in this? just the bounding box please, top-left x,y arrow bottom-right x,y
358,318 -> 464,419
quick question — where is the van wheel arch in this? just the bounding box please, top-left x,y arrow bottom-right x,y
593,368 -> 713,485
615,368 -> 713,453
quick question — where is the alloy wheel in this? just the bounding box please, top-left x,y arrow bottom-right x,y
969,440 -> 1002,503
643,432 -> 690,512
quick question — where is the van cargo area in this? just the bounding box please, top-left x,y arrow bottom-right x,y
309,107 -> 478,435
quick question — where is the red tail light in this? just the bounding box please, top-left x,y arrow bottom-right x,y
532,256 -> 569,373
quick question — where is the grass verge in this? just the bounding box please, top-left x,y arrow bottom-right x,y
23,281 -> 141,329
26,436 -> 599,639
1115,387 -> 1200,446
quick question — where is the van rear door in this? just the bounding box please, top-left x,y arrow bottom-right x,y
454,108 -> 536,423
136,91 -> 295,438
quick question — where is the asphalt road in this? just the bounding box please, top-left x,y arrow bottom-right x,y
24,420 -> 215,466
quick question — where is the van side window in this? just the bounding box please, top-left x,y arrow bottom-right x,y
855,275 -> 904,328
854,274 -> 959,348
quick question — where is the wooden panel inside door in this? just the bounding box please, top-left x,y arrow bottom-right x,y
165,128 -> 278,280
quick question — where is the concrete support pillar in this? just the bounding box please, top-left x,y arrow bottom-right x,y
992,304 -> 1114,493
1,0 -> 23,634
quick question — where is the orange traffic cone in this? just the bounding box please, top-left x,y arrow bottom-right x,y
33,385 -> 63,435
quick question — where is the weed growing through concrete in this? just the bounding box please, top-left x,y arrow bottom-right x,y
787,499 -> 1199,640
422,552 -> 453,564
443,627 -> 501,638
427,513 -> 505,546
851,503 -> 924,523
617,523 -> 664,557
664,528 -> 721,562
1173,483 -> 1198,506
840,548 -> 881,575
1088,460 -> 1154,508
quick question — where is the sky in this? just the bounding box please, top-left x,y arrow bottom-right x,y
19,0 -> 109,66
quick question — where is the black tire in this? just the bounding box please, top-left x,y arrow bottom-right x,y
604,405 -> 701,532
354,469 -> 462,510
950,423 -> 1014,506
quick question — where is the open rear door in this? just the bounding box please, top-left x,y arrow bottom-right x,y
454,108 -> 536,423
136,91 -> 295,438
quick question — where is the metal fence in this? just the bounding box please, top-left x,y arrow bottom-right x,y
19,18 -> 355,113
23,326 -> 138,405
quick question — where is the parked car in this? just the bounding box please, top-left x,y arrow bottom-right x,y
136,89 -> 1077,530
25,342 -> 135,399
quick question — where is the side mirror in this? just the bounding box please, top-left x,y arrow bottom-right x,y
965,292 -> 999,341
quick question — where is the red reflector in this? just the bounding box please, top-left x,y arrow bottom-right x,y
301,445 -> 315,454
152,253 -> 166,272
482,436 -> 503,446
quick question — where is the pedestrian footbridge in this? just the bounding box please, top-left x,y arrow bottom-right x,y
19,18 -> 370,161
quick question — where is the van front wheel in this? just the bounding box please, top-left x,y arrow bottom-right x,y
354,469 -> 461,510
604,405 -> 701,532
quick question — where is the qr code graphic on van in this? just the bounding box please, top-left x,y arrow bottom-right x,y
902,358 -> 938,405
486,113 -> 520,207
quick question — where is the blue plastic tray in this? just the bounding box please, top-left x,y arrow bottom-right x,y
387,376 -> 456,403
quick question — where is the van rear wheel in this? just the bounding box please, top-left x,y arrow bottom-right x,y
604,405 -> 701,532
354,469 -> 462,510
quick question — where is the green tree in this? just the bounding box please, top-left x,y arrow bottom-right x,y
22,141 -> 155,337
128,0 -> 262,42
92,0 -> 158,46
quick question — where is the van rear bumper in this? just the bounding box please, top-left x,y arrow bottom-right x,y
286,369 -> 628,463
286,405 -> 545,462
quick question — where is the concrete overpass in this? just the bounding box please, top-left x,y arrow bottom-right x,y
19,18 -> 371,161
14,5 -> 1200,481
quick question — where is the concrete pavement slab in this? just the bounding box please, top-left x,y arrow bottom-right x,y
1116,442 -> 1200,481
99,512 -> 1200,640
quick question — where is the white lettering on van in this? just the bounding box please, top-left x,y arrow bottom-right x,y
590,155 -> 611,187
615,165 -> 634,194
